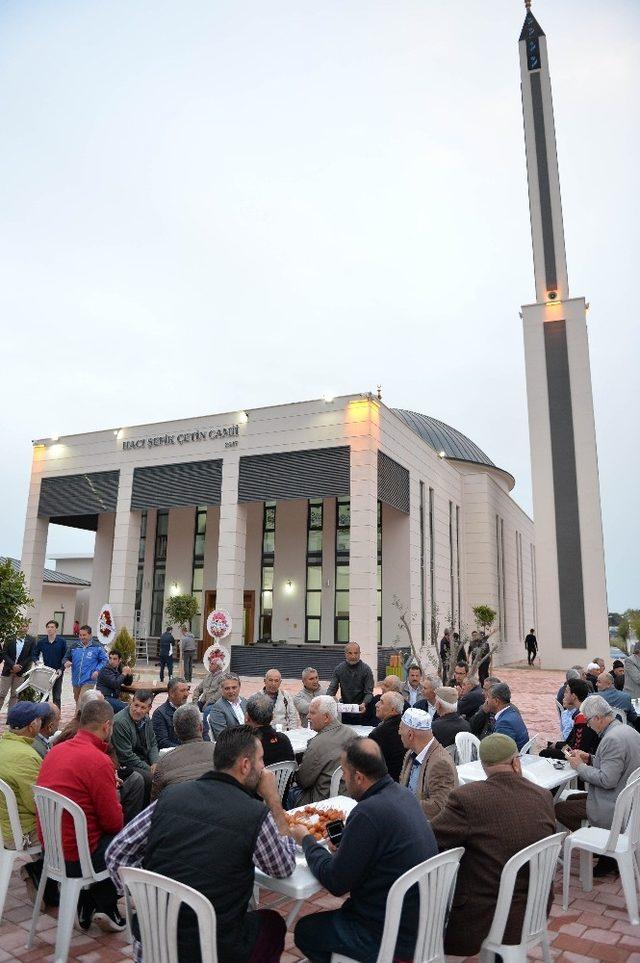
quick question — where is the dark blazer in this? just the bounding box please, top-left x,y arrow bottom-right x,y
432,771 -> 556,956
368,713 -> 406,781
432,711 -> 471,749
1,635 -> 36,677
458,685 -> 485,720
494,705 -> 529,750
158,632 -> 175,659
152,700 -> 181,749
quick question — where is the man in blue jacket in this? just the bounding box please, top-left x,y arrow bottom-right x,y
596,671 -> 639,726
151,678 -> 191,749
487,682 -> 529,750
64,625 -> 109,704
34,619 -> 67,707
292,738 -> 438,963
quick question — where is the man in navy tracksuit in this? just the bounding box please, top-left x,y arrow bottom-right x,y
291,738 -> 438,963
34,619 -> 67,707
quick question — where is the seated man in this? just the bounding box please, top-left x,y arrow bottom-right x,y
106,726 -> 296,963
151,704 -> 215,801
431,686 -> 471,748
414,673 -> 441,716
293,667 -> 323,724
611,659 -> 625,691
487,682 -> 529,750
111,690 -> 159,803
368,690 -> 406,780
596,671 -> 638,725
369,675 -> 409,721
0,702 -> 49,846
556,694 -> 640,875
96,649 -> 133,713
293,739 -> 438,963
398,707 -> 458,820
37,699 -> 125,931
245,692 -> 295,766
33,704 -> 61,759
291,696 -> 354,804
540,678 -> 599,760
468,675 -> 502,739
209,673 -> 247,739
326,642 -> 375,724
457,674 -> 485,720
586,662 -> 601,690
151,677 -> 190,749
403,664 -> 423,707
432,734 -> 556,957
450,662 -> 468,689
262,668 -> 300,730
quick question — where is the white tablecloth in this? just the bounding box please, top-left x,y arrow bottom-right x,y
285,724 -> 374,755
457,754 -> 576,793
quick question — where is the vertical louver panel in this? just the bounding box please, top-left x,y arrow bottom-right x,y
38,471 -> 120,518
377,452 -> 410,514
131,460 -> 223,510
238,447 -> 350,503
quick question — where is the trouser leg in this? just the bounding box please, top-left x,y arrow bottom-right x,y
0,675 -> 13,710
555,793 -> 588,831
66,835 -> 119,915
295,909 -> 382,963
119,771 -> 146,823
247,909 -> 286,963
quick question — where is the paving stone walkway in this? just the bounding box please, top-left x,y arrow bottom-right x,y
1,663 -> 638,962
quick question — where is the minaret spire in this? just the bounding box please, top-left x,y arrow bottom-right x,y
518,9 -> 608,663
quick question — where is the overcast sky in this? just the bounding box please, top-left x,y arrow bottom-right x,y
1,0 -> 637,612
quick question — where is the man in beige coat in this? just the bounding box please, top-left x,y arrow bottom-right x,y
398,707 -> 458,821
150,704 -> 214,801
290,696 -> 354,805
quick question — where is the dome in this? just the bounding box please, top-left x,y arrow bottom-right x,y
392,409 -> 513,485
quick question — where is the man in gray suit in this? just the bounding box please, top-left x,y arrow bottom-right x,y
209,674 -> 248,739
556,694 -> 640,876
289,696 -> 354,805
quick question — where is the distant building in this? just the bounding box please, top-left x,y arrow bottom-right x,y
2,556 -> 91,635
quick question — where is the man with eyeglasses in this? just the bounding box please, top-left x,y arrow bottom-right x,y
555,694 -> 640,876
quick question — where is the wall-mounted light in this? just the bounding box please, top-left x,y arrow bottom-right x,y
238,411 -> 249,424
322,392 -> 334,403
438,450 -> 446,459
32,439 -> 47,448
170,581 -> 180,596
284,579 -> 294,594
113,429 -> 122,438
50,434 -> 59,442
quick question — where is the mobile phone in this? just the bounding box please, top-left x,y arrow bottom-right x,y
326,819 -> 345,847
562,746 -> 572,759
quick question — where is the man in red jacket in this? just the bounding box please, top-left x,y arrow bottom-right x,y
37,699 -> 125,932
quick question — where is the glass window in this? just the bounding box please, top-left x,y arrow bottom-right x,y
305,499 -> 323,642
307,530 -> 322,554
307,566 -> 322,591
336,565 -> 349,590
262,530 -> 275,554
192,567 -> 203,591
335,591 -> 349,616
262,567 -> 273,591
260,503 -> 276,641
307,620 -> 320,642
336,619 -> 349,643
306,593 -> 321,617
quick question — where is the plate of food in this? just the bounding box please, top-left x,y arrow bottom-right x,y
285,796 -> 356,847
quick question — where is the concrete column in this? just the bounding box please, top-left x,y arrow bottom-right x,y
215,456 -> 247,647
348,398 -> 380,672
20,462 -> 49,633
381,503 -> 410,644
109,468 -> 141,633
89,513 -> 115,626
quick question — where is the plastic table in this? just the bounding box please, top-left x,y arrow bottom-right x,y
457,753 -> 578,799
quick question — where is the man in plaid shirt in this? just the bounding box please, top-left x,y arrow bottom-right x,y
106,726 -> 296,962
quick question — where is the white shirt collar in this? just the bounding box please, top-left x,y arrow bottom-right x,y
494,705 -> 511,721
415,738 -> 434,765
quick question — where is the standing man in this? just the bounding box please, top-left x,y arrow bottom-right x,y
152,677 -> 191,749
398,707 -> 458,820
33,619 -> 67,708
439,628 -> 452,682
0,619 -> 36,711
623,642 -> 640,700
180,625 -> 197,683
294,667 -> 323,724
37,699 -> 126,931
192,646 -> 226,740
111,691 -> 159,805
293,739 -> 438,963
368,691 -> 406,781
209,674 -> 248,739
64,624 -> 109,704
468,628 -> 497,685
403,664 -> 423,707
158,626 -> 175,682
326,642 -> 374,725
262,668 -> 300,730
524,628 -> 538,666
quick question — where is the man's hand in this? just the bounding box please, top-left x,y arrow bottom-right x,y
91,671 -> 98,679
568,749 -> 589,770
358,703 -> 366,714
11,664 -> 21,675
290,823 -> 312,845
64,661 -> 72,669
257,768 -> 280,807
150,764 -> 157,775
115,773 -> 123,789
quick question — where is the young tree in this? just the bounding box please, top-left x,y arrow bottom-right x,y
0,558 -> 34,646
111,626 -> 136,669
164,594 -> 199,629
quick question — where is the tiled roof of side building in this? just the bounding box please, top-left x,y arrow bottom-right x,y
2,556 -> 91,587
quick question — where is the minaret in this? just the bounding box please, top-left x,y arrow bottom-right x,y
518,2 -> 608,663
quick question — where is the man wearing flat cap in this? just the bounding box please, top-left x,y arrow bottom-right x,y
431,734 -> 555,957
398,707 -> 458,820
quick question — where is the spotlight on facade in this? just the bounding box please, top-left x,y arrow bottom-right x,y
170,581 -> 180,596
50,434 -> 59,442
238,411 -> 249,424
322,393 -> 334,403
438,450 -> 446,459
113,429 -> 122,438
284,579 -> 294,594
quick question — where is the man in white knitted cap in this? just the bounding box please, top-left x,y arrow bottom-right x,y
398,707 -> 458,821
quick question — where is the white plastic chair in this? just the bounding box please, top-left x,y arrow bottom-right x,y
479,831 -> 565,962
331,847 -> 464,963
265,760 -> 297,801
0,778 -> 41,922
519,733 -> 540,756
627,766 -> 640,786
455,731 -> 481,765
26,787 -> 112,962
329,766 -> 344,797
120,866 -> 218,963
562,780 -> 640,924
555,700 -> 564,721
15,664 -> 60,701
